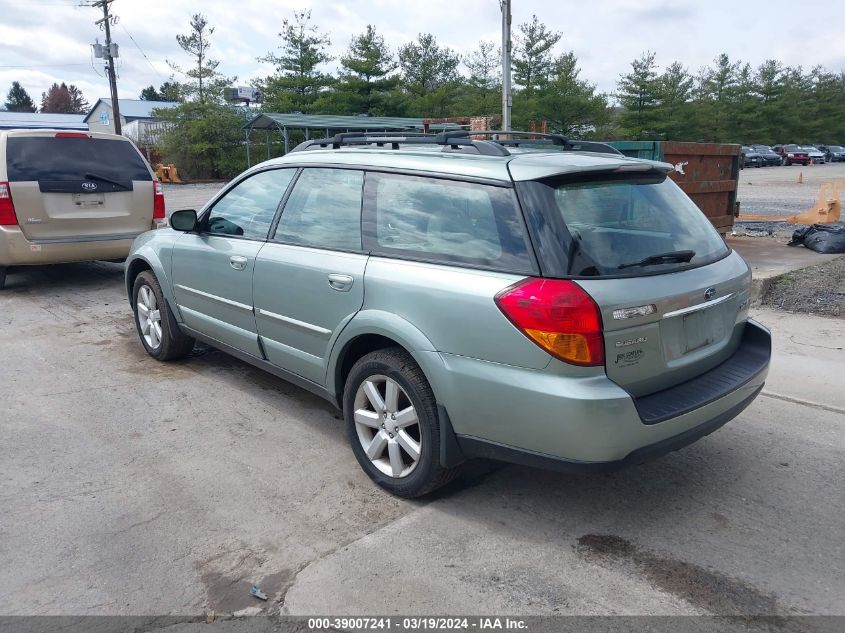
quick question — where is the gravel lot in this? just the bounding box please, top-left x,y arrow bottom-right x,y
1,265 -> 843,620
737,161 -> 845,217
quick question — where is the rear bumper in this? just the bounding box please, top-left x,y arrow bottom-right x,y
457,385 -> 763,473
434,320 -> 771,468
0,225 -> 140,266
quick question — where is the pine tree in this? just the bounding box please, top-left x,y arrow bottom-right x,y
398,33 -> 460,116
616,51 -> 660,138
513,15 -> 561,96
140,85 -> 162,100
458,40 -> 501,115
4,81 -> 36,112
529,52 -> 609,136
168,14 -> 234,103
259,10 -> 333,113
68,84 -> 89,114
331,25 -> 399,116
653,62 -> 693,139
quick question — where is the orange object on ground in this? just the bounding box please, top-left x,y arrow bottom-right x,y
787,182 -> 843,224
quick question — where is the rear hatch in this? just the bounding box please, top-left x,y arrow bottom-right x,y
516,167 -> 750,397
4,132 -> 155,242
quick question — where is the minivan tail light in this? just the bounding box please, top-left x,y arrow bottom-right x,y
495,278 -> 604,366
153,181 -> 166,219
54,132 -> 90,138
0,182 -> 18,226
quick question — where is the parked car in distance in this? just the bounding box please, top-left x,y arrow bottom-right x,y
816,145 -> 845,162
803,146 -> 826,164
773,144 -> 810,166
740,146 -> 764,168
752,145 -> 784,166
125,131 -> 771,497
0,129 -> 165,289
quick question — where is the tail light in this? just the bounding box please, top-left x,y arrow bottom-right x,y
153,181 -> 166,220
0,182 -> 18,226
495,278 -> 605,366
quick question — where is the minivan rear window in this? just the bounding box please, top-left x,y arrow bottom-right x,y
6,136 -> 152,183
518,173 -> 729,278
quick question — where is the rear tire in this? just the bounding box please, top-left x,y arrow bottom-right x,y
132,270 -> 194,360
343,347 -> 462,498
0,266 -> 6,290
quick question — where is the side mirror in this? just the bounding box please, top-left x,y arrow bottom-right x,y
170,209 -> 197,232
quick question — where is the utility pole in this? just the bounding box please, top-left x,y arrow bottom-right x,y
500,0 -> 512,132
91,0 -> 121,134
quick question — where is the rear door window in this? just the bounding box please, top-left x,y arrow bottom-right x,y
5,136 -> 152,192
518,173 -> 729,277
363,172 -> 535,273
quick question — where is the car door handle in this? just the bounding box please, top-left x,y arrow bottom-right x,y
229,255 -> 248,271
327,273 -> 354,292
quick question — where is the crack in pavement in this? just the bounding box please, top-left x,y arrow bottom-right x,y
760,391 -> 845,416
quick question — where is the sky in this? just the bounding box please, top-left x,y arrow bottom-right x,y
1,0 -> 844,109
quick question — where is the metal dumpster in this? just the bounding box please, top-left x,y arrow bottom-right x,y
607,141 -> 741,234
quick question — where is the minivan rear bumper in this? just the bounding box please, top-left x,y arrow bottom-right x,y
0,226 -> 141,266
435,319 -> 771,469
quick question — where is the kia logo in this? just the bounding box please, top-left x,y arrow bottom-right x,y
704,287 -> 716,301
81,181 -> 98,191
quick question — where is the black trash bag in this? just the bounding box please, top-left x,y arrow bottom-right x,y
787,224 -> 845,253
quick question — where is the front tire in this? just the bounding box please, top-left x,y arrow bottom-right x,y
132,271 -> 194,360
343,348 -> 461,498
0,266 -> 6,290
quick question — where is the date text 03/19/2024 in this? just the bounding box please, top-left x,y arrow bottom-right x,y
306,617 -> 529,630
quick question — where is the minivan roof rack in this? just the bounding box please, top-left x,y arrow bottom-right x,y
289,131 -> 511,156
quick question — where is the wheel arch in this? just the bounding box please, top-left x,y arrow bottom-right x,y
125,248 -> 178,316
328,310 -> 446,407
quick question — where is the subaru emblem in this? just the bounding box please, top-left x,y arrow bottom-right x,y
81,181 -> 98,191
704,287 -> 716,301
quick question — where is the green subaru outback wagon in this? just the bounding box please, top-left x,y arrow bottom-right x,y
125,132 -> 770,497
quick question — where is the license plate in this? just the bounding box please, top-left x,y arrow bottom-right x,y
72,193 -> 104,207
683,309 -> 724,352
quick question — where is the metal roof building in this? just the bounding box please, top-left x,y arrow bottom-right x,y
243,113 -> 460,164
0,111 -> 88,131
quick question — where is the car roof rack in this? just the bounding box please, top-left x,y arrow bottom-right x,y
289,131 -> 511,156
462,131 -> 623,156
459,130 -> 570,147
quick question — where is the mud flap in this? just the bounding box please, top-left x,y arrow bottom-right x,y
437,405 -> 466,469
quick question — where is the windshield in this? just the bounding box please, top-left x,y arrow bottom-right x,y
517,174 -> 729,278
829,146 -> 844,151
785,145 -> 802,151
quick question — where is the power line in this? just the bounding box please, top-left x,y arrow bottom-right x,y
120,22 -> 165,82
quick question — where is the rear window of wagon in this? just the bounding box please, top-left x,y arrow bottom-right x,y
517,173 -> 729,278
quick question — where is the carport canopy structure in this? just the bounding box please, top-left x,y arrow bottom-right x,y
243,113 -> 459,165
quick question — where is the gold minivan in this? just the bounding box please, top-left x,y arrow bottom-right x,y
0,129 -> 164,289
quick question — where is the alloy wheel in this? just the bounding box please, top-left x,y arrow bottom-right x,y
136,284 -> 162,350
353,375 -> 422,478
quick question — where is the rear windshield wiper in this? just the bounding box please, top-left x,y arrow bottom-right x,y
617,250 -> 696,270
84,172 -> 131,191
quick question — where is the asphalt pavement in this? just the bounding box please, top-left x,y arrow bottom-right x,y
0,263 -> 843,618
